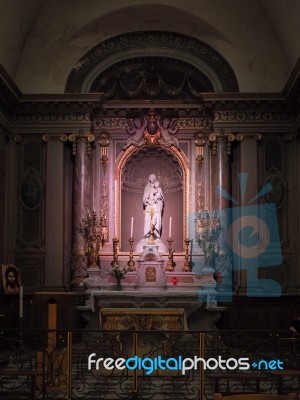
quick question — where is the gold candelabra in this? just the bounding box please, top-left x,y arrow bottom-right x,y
80,210 -> 101,267
127,237 -> 136,271
195,210 -> 221,269
183,238 -> 191,272
166,237 -> 174,271
111,238 -> 119,266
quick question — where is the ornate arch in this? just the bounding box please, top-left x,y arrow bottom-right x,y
65,31 -> 238,93
115,144 -> 189,248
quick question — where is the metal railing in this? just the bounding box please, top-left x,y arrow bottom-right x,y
0,329 -> 299,399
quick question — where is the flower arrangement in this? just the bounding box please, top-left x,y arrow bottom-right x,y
107,262 -> 128,290
107,262 -> 128,280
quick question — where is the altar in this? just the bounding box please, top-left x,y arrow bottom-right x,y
71,106 -> 234,332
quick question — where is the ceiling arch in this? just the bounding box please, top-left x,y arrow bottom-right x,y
0,0 -> 298,94
65,31 -> 239,94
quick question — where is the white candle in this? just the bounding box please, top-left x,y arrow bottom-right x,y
19,286 -> 23,318
169,217 -> 172,238
130,217 -> 133,238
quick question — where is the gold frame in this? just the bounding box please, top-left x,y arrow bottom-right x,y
115,144 -> 189,248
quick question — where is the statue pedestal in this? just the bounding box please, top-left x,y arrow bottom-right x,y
85,266 -> 101,289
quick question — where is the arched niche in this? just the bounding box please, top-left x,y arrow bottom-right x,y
65,31 -> 238,93
116,145 -> 189,252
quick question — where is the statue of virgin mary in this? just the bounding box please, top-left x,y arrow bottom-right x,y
143,174 -> 164,238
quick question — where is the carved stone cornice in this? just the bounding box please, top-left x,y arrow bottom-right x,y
0,69 -> 299,130
13,111 -> 91,123
213,110 -> 294,124
235,133 -> 262,141
8,101 -> 294,127
42,133 -> 68,142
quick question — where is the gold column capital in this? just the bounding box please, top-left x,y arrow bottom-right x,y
69,129 -> 95,143
9,133 -> 22,142
42,133 -> 68,142
194,131 -> 206,168
209,130 -> 235,142
236,133 -> 262,141
68,130 -> 96,157
208,129 -> 235,155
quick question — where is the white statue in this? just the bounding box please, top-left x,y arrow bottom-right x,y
143,174 -> 164,238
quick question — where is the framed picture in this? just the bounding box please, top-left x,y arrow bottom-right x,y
1,264 -> 21,294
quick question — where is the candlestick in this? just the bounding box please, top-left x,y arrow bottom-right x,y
127,237 -> 136,271
183,238 -> 191,272
130,217 -> 133,238
19,286 -> 23,318
169,217 -> 172,238
111,238 -> 119,266
166,237 -> 174,271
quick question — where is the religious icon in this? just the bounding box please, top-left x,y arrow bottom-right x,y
145,266 -> 156,283
1,264 -> 21,294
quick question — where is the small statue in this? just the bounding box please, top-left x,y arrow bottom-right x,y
100,223 -> 108,244
124,117 -> 147,149
86,229 -> 101,267
157,117 -> 179,148
99,214 -> 108,244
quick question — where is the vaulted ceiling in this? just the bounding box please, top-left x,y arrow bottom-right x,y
0,0 -> 299,94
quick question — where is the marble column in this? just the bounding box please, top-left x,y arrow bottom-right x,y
235,133 -> 262,294
209,131 -> 235,297
70,136 -> 92,288
43,133 -> 68,289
